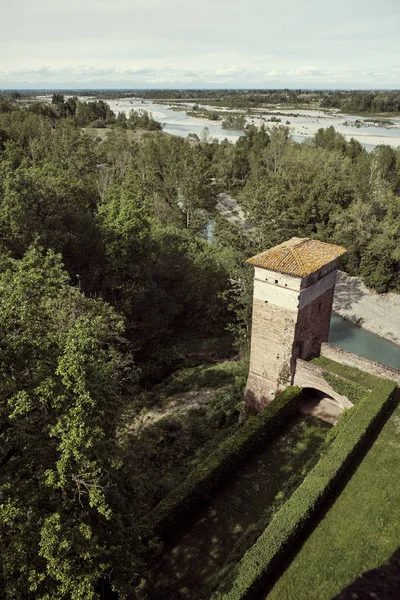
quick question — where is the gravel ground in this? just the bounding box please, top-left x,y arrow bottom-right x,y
333,270 -> 400,345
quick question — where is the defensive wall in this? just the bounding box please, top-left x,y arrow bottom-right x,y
320,343 -> 400,386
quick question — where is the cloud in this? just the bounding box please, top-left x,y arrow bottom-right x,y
1,0 -> 400,88
1,63 -> 400,89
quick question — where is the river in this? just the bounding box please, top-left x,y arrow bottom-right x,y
329,313 -> 400,370
36,94 -> 400,149
104,97 -> 400,150
105,97 -> 244,142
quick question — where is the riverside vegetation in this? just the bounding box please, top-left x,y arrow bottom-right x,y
0,93 -> 399,599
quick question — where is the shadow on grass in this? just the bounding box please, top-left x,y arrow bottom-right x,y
259,388 -> 400,600
143,413 -> 330,600
333,546 -> 400,599
157,361 -> 246,398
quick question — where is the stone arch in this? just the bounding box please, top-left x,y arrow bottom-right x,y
299,387 -> 347,425
293,359 -> 353,410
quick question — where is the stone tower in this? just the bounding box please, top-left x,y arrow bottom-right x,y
245,237 -> 346,409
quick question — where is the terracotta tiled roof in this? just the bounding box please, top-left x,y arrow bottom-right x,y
247,237 -> 346,277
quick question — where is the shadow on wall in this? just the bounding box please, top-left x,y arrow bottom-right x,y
333,271 -> 366,314
299,388 -> 345,425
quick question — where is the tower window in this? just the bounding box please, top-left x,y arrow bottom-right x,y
275,279 -> 278,284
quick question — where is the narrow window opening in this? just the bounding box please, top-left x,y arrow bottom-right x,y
275,279 -> 278,284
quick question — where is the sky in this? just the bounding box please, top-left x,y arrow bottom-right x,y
1,0 -> 400,89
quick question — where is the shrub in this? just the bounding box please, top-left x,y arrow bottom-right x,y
89,118 -> 107,128
212,379 -> 397,599
324,372 -> 367,404
146,387 -> 302,540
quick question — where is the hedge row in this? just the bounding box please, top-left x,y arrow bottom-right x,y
323,371 -> 367,404
212,379 -> 398,600
146,386 -> 302,540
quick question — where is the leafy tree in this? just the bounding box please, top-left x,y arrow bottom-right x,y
0,121 -> 103,289
136,134 -> 215,232
126,110 -> 161,131
52,94 -> 65,106
0,246 -> 140,599
212,216 -> 255,352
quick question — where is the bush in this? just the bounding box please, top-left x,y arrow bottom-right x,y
145,387 -> 302,540
324,372 -> 367,404
212,379 -> 397,599
90,118 -> 107,128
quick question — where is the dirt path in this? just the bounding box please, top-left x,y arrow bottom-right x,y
216,192 -> 255,234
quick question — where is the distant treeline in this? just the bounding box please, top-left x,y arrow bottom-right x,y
3,89 -> 400,113
0,93 -> 161,130
140,89 -> 400,113
321,91 -> 400,113
131,89 -> 320,109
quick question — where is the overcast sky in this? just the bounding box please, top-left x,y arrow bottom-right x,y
1,0 -> 399,89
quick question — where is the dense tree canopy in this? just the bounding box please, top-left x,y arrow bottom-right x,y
0,95 -> 399,598
0,246 -> 140,599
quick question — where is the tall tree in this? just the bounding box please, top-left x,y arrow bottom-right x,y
0,246 -> 139,599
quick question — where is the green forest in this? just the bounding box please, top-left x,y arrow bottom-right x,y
0,95 -> 399,599
7,89 -> 400,113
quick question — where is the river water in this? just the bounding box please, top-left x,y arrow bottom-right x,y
104,97 -> 400,150
105,97 -> 244,142
329,313 -> 400,370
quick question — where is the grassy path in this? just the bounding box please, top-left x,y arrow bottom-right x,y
265,395 -> 400,600
144,414 -> 330,599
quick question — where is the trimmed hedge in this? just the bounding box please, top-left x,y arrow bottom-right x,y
324,371 -> 367,404
212,379 -> 398,600
146,386 -> 302,539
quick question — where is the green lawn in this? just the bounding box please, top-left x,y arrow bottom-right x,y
145,413 -> 330,599
265,392 -> 400,600
312,356 -> 382,390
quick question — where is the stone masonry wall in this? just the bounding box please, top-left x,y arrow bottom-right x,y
245,299 -> 297,407
293,359 -> 353,408
321,343 -> 400,386
293,286 -> 335,363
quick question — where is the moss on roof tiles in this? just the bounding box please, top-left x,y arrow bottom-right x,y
247,237 -> 347,277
